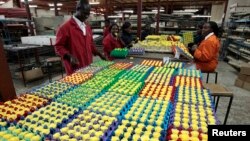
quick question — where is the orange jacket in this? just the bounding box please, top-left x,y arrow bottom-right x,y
194,34 -> 220,72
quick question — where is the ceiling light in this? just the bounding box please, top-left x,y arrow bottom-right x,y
152,9 -> 165,12
142,11 -> 157,14
0,1 -> 5,4
114,10 -> 121,14
172,12 -> 194,15
90,2 -> 100,5
123,10 -> 134,13
108,15 -> 122,18
29,5 -> 37,8
184,9 -> 198,12
48,3 -> 63,7
192,15 -> 211,18
50,8 -> 61,11
21,0 -> 32,2
173,9 -> 198,13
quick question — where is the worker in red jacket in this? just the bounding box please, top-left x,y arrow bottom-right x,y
192,21 -> 220,72
55,0 -> 106,75
102,23 -> 123,60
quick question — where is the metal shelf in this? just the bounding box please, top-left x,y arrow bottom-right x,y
240,48 -> 250,55
231,40 -> 250,49
235,19 -> 250,23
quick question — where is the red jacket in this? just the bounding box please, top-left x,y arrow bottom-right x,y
194,34 -> 220,72
102,33 -> 122,60
55,17 -> 98,75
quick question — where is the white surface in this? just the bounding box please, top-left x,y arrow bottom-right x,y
21,36 -> 56,46
21,35 -> 101,46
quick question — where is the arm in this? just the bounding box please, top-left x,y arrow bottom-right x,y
120,34 -> 132,47
194,40 -> 216,62
55,26 -> 79,65
54,26 -> 70,58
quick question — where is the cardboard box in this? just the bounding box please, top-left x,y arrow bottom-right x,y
243,81 -> 250,91
18,67 -> 44,81
235,78 -> 244,88
238,74 -> 247,81
246,76 -> 250,83
240,64 -> 250,75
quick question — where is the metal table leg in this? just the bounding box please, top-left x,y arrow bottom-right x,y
17,51 -> 26,87
224,96 -> 233,125
215,72 -> 218,84
60,61 -> 63,78
48,62 -> 52,82
215,96 -> 220,112
206,73 -> 209,83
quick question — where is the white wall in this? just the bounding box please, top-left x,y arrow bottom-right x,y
30,8 -> 55,17
211,3 -> 225,25
0,0 -> 13,8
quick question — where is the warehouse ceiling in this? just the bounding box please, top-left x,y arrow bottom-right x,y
21,0 -> 226,13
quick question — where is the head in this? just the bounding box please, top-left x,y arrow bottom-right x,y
197,23 -> 203,35
105,19 -> 110,27
75,0 -> 91,22
109,23 -> 119,37
202,21 -> 219,37
122,21 -> 132,33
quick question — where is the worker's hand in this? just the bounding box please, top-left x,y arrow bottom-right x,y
191,45 -> 198,52
69,55 -> 79,66
135,37 -> 139,43
64,54 -> 79,66
98,53 -> 107,61
100,55 -> 108,61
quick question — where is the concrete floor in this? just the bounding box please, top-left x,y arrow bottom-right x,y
11,57 -> 250,125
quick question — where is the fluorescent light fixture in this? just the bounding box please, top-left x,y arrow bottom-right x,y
173,9 -> 198,13
123,10 -> 134,13
108,15 -> 122,18
142,11 -> 157,14
90,2 -> 100,5
21,0 -> 32,2
172,12 -> 194,15
152,9 -> 165,12
0,1 -> 5,4
48,3 -> 63,7
192,15 -> 211,18
173,10 -> 186,13
184,9 -> 198,12
50,8 -> 61,11
114,10 -> 121,14
29,5 -> 37,8
114,10 -> 134,14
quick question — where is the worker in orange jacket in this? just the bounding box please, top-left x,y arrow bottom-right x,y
191,21 -> 220,72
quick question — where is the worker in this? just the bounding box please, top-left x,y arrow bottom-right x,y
120,21 -> 138,48
103,19 -> 110,38
102,23 -> 123,60
141,24 -> 154,41
192,21 -> 220,72
188,23 -> 204,51
54,0 -> 106,75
